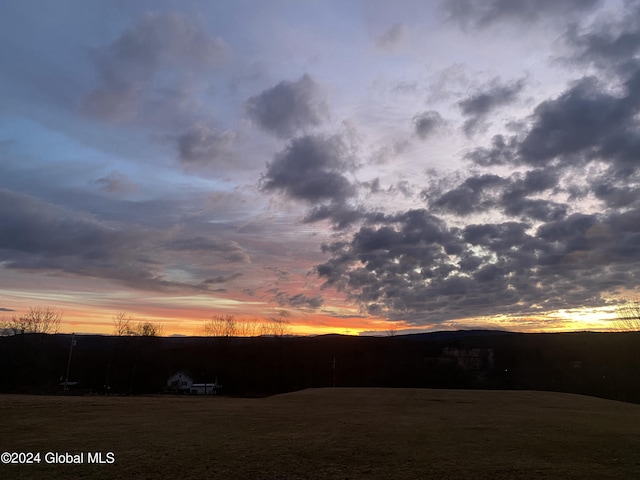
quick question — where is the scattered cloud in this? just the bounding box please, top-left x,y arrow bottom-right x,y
562,4 -> 640,70
443,0 -> 601,29
177,123 -> 236,168
261,134 -> 356,204
81,12 -> 228,121
458,78 -> 525,136
245,74 -> 329,138
413,111 -> 445,140
375,22 -> 406,50
275,292 -> 324,309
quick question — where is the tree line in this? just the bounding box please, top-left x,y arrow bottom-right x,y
0,308 -> 292,337
1,300 -> 640,337
200,314 -> 291,337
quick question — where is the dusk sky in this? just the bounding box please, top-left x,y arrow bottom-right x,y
1,0 -> 639,335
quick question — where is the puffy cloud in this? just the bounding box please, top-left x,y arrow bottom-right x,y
413,111 -> 445,140
563,4 -> 640,70
458,78 -> 525,135
261,134 -> 356,204
304,204 -> 366,229
499,170 -> 566,221
177,123 -> 236,167
426,174 -> 508,216
465,69 -> 640,178
245,74 -> 329,138
305,4 -> 640,325
517,77 -> 638,168
503,198 -> 567,222
317,203 -> 640,324
465,134 -> 518,166
592,177 -> 640,209
81,13 -> 228,121
425,168 -> 567,222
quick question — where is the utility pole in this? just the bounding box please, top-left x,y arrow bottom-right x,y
64,333 -> 76,392
332,356 -> 336,388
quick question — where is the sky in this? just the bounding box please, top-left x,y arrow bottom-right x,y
1,0 -> 639,336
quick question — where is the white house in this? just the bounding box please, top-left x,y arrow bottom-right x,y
167,371 -> 220,395
167,370 -> 194,392
189,383 -> 218,395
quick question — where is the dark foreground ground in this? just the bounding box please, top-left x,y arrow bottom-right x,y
4,331 -> 640,403
1,388 -> 639,479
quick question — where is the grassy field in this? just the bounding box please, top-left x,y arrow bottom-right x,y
1,388 -> 639,479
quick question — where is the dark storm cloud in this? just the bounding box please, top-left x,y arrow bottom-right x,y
245,75 -> 329,138
498,169 -> 567,221
517,77 -> 640,169
426,174 -> 507,216
325,3 -> 635,324
458,79 -> 525,135
443,0 -> 600,29
563,3 -> 640,70
425,168 -> 567,222
592,178 -> 640,208
520,169 -> 559,192
503,199 -> 567,222
465,134 -> 518,166
81,13 -> 227,121
466,69 -> 640,176
317,201 -> 640,324
177,123 -> 236,167
318,6 -> 640,324
413,111 -> 445,140
304,204 -> 367,229
261,134 -> 356,204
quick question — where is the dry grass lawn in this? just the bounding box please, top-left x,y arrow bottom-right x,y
1,388 -> 639,479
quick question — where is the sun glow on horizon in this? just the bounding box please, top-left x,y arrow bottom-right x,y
6,303 -> 620,338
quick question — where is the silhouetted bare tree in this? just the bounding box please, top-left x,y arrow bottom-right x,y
203,314 -> 236,337
261,316 -> 291,337
112,313 -> 163,336
235,318 -> 260,337
134,321 -> 163,337
614,300 -> 640,331
202,314 -> 262,337
113,312 -> 133,336
8,307 -> 61,334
